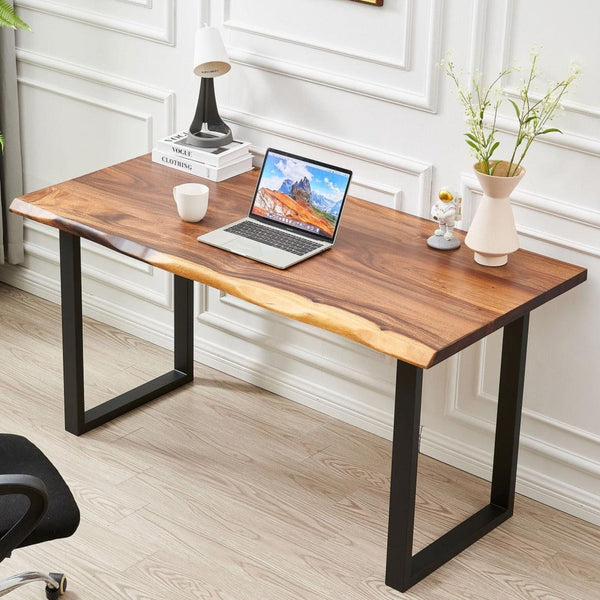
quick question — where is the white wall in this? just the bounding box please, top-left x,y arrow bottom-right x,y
1,0 -> 598,524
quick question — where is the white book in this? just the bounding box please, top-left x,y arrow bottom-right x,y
156,131 -> 252,167
152,149 -> 253,182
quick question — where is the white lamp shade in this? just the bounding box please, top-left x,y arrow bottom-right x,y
193,26 -> 231,77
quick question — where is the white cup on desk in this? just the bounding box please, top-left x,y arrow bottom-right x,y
173,183 -> 209,222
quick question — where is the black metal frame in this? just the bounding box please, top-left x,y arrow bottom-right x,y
386,314 -> 529,592
59,231 -> 194,436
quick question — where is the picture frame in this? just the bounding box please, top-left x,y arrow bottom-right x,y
350,0 -> 384,6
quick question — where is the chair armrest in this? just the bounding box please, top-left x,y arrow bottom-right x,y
0,474 -> 49,561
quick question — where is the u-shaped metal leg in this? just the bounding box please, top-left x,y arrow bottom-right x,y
385,314 -> 529,591
59,230 -> 195,435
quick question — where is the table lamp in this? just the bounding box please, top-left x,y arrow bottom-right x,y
187,26 -> 233,148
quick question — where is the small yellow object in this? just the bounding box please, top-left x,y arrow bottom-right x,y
439,189 -> 454,203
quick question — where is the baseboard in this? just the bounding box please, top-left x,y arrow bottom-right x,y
193,331 -> 395,440
0,264 -> 174,350
421,428 -> 600,526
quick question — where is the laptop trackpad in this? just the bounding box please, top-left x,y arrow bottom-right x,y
224,238 -> 288,261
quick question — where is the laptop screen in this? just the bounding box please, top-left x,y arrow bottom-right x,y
250,148 -> 352,241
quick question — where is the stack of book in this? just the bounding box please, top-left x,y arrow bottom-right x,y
152,131 -> 253,182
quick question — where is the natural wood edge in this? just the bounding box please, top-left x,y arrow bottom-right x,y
9,197 -> 438,368
11,194 -> 59,221
153,253 -> 438,369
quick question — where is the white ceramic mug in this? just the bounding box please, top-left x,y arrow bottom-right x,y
173,183 -> 209,222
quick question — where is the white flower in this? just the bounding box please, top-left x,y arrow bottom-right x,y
444,49 -> 580,176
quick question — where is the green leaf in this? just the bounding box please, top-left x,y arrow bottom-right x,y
489,141 -> 500,156
465,133 -> 480,144
0,131 -> 4,153
539,128 -> 563,135
508,99 -> 520,119
466,140 -> 480,152
0,0 -> 31,30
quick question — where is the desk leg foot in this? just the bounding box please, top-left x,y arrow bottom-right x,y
385,315 -> 529,592
59,231 -> 194,435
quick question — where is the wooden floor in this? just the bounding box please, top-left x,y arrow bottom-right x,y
0,283 -> 598,600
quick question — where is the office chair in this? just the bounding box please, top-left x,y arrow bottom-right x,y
0,434 -> 80,598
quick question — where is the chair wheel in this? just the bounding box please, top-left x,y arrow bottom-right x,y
45,573 -> 67,599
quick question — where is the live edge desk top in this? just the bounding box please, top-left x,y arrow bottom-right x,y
10,154 -> 587,369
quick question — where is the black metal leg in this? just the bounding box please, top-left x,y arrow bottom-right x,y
60,232 -> 85,434
59,230 -> 194,435
385,360 -> 423,591
491,314 -> 529,512
173,274 -> 194,375
385,314 -> 530,592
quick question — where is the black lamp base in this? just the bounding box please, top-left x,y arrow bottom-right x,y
187,77 -> 233,148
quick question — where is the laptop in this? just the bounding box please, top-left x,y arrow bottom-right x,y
197,148 -> 352,269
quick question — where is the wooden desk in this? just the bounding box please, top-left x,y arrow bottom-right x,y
11,154 -> 587,592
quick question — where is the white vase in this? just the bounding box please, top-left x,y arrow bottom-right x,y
465,161 -> 525,267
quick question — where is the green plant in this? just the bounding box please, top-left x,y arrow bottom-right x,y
443,50 -> 580,177
0,0 -> 31,152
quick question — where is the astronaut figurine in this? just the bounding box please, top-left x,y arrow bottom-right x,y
427,188 -> 462,250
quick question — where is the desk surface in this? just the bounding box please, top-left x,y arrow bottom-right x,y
11,154 -> 587,368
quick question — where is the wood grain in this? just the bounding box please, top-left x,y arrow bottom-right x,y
10,154 -> 587,368
1,284 -> 597,600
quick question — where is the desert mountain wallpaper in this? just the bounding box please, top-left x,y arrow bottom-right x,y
253,154 -> 350,237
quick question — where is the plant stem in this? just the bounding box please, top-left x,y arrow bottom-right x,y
443,50 -> 578,176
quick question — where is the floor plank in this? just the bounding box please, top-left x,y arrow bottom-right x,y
0,282 -> 597,599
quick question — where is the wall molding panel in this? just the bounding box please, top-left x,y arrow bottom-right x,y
21,223 -> 172,309
224,108 -> 432,215
448,344 -> 600,478
494,116 -> 600,158
426,353 -> 600,524
199,291 -> 394,398
498,0 -> 599,120
25,221 -> 153,275
4,47 -> 176,347
223,21 -> 408,71
21,239 -> 172,309
16,0 -> 175,45
18,76 -> 154,145
222,0 -> 413,71
217,0 -> 442,112
16,48 -> 175,194
16,49 -> 176,137
250,145 -> 404,212
466,0 -> 488,76
473,0 -> 600,157
435,346 -> 600,492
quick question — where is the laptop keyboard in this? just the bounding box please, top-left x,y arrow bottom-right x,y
224,221 -> 324,256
